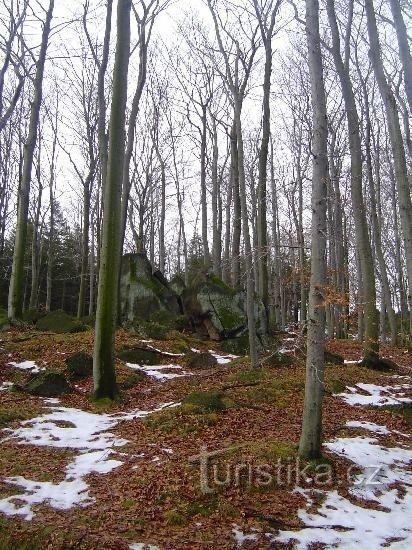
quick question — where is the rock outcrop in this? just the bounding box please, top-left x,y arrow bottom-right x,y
120,253 -> 181,324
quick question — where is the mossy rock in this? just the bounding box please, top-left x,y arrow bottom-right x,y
361,356 -> 397,372
79,314 -> 95,326
66,352 -> 93,378
182,391 -> 227,413
24,371 -> 70,397
324,350 -> 344,365
119,371 -> 147,389
185,351 -> 218,369
165,331 -> 191,353
263,351 -> 293,367
117,346 -> 162,365
139,321 -> 169,340
36,310 -> 85,334
219,333 -> 249,356
22,309 -> 44,324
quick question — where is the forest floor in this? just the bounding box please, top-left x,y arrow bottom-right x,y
0,327 -> 411,549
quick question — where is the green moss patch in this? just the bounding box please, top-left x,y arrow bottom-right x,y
119,371 -> 147,389
66,352 -> 93,378
182,391 -> 227,413
117,346 -> 162,365
36,310 -> 86,334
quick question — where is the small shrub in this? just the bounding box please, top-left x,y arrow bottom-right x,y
164,510 -> 185,526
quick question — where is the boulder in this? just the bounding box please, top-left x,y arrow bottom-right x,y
36,310 -> 86,333
186,351 -> 218,369
169,275 -> 186,297
66,352 -> 93,378
361,356 -> 397,372
182,276 -> 246,340
120,254 -> 181,325
117,346 -> 163,365
24,371 -> 70,397
324,350 -> 344,365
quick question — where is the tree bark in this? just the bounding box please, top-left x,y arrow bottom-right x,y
93,0 -> 131,400
299,0 -> 328,459
365,0 -> 412,337
8,0 -> 54,319
388,0 -> 412,114
326,0 -> 379,359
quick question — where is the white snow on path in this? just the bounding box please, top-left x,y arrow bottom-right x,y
0,402 -> 177,520
208,350 -> 238,364
126,362 -> 192,380
7,360 -> 41,374
338,382 -> 412,407
0,381 -> 13,391
345,420 -> 392,435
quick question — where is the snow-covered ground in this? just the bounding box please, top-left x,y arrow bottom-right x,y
208,350 -> 238,364
0,402 -> 177,520
7,360 -> 41,373
126,362 -> 192,380
338,382 -> 412,407
267,376 -> 412,549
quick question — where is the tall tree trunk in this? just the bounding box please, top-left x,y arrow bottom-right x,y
158,152 -> 166,272
388,0 -> 412,114
299,0 -> 328,459
230,121 -> 241,287
234,102 -> 259,367
93,0 -> 131,400
77,176 -> 93,318
326,0 -> 379,359
366,0 -> 412,337
211,117 -> 221,277
89,221 -> 95,316
8,0 -> 54,319
29,165 -> 43,311
200,105 -> 211,266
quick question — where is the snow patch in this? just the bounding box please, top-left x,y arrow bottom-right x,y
346,420 -> 392,435
145,344 -> 184,357
271,435 -> 412,548
337,382 -> 412,407
208,350 -> 238,364
0,381 -> 13,391
0,402 -> 177,520
232,524 -> 258,547
8,360 -> 40,373
126,362 -> 192,380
